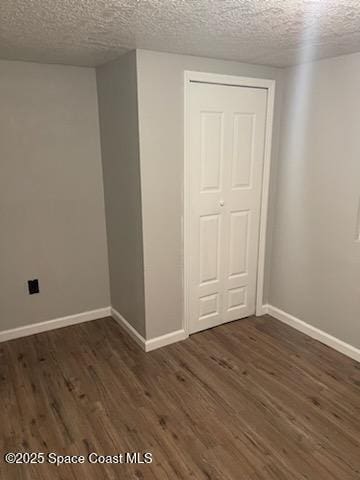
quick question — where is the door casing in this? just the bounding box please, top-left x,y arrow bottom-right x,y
183,71 -> 275,335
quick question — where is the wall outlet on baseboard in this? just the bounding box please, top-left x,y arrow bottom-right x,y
28,279 -> 40,295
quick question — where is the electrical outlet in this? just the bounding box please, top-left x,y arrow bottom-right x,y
28,279 -> 39,295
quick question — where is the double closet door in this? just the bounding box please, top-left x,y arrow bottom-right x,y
188,81 -> 268,334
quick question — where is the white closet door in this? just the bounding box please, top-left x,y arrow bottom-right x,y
188,82 -> 267,334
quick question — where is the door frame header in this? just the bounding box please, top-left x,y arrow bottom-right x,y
185,70 -> 275,90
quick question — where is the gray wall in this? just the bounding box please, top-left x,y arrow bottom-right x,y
136,49 -> 284,339
0,60 -> 110,331
270,52 -> 360,348
96,51 -> 146,337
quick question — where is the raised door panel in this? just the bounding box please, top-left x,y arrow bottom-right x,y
228,210 -> 250,280
199,294 -> 220,320
200,112 -> 223,192
199,214 -> 221,286
228,287 -> 247,311
232,114 -> 255,190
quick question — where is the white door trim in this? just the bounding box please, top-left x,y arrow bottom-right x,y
183,71 -> 275,334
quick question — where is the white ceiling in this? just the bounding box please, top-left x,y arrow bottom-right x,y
1,0 -> 360,68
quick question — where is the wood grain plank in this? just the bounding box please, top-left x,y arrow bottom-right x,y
0,315 -> 359,479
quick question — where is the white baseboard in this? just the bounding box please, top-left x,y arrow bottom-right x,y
0,304 -> 187,352
111,308 -> 188,352
264,304 -> 360,363
145,329 -> 188,352
3,302 -> 357,361
0,307 -> 111,344
111,307 -> 146,351
256,304 -> 269,316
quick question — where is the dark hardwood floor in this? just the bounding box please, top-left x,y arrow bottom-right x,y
0,315 -> 359,479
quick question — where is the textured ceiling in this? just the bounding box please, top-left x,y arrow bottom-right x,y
0,0 -> 360,67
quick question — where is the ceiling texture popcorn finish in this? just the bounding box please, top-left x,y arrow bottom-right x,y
1,0 -> 360,67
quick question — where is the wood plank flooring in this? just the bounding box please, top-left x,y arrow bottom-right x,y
0,315 -> 359,479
